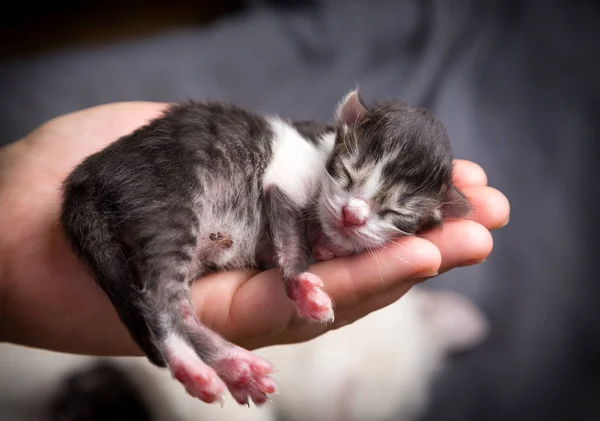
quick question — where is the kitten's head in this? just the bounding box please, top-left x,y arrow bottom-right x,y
318,89 -> 471,254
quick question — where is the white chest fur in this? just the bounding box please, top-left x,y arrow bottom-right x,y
263,118 -> 335,207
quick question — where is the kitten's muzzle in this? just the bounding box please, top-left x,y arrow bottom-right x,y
342,198 -> 370,227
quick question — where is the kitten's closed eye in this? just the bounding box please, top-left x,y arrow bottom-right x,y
340,166 -> 354,189
380,209 -> 402,218
380,209 -> 419,234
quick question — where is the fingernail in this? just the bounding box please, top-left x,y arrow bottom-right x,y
459,258 -> 487,267
498,218 -> 509,229
409,269 -> 439,280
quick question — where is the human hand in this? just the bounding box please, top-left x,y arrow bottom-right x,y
0,102 -> 509,357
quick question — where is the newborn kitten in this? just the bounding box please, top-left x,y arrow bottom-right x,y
60,89 -> 470,406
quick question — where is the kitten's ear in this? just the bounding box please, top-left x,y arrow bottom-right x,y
442,184 -> 472,219
336,89 -> 368,126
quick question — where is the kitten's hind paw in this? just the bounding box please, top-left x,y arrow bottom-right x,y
165,336 -> 228,404
286,272 -> 335,323
212,346 -> 276,406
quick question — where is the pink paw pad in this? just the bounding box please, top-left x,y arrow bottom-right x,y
286,272 -> 335,322
169,358 -> 227,404
212,347 -> 276,406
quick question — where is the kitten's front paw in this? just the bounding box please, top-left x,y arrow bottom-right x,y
286,272 -> 335,323
312,232 -> 351,261
313,244 -> 336,261
212,346 -> 276,406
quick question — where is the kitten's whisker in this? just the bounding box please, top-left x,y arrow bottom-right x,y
356,230 -> 381,246
389,251 -> 415,267
368,247 -> 385,289
387,239 -> 411,252
384,241 -> 417,267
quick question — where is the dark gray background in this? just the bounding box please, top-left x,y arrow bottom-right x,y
1,1 -> 598,420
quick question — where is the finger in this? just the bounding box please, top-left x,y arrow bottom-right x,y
461,186 -> 510,230
420,219 -> 493,273
313,236 -> 441,309
329,278 -> 418,332
191,267 -> 287,336
453,159 -> 488,188
236,237 -> 441,348
236,220 -> 493,348
334,219 -> 493,326
245,238 -> 441,348
249,276 -> 417,349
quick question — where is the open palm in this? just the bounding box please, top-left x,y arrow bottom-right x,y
0,102 -> 509,357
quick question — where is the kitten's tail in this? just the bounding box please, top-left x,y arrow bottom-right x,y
59,174 -> 166,367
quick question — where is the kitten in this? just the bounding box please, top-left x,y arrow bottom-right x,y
59,89 -> 471,406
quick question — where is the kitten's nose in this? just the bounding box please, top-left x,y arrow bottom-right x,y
342,198 -> 370,227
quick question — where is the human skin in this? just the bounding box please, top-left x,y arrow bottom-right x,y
0,102 -> 510,357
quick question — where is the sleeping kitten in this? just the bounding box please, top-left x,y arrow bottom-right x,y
60,89 -> 471,406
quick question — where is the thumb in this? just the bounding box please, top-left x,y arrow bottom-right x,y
313,236 -> 441,309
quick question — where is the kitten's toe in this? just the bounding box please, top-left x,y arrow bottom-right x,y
286,272 -> 335,323
166,349 -> 227,404
212,346 -> 276,406
312,239 -> 352,261
313,244 -> 336,261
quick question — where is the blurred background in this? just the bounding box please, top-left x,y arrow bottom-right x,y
0,0 -> 598,420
